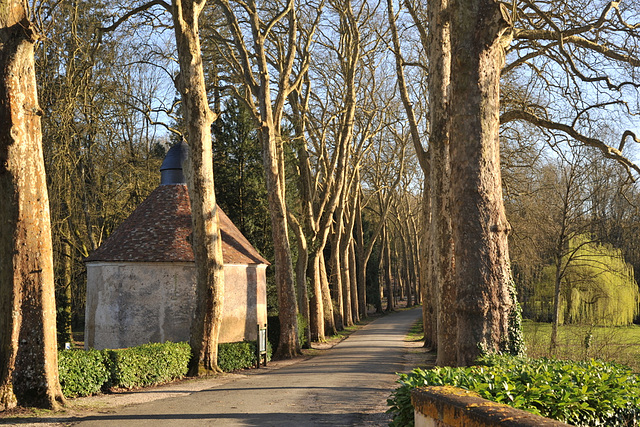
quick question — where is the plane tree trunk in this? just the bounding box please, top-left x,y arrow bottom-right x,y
171,0 -> 225,375
0,1 -> 65,409
449,0 -> 514,366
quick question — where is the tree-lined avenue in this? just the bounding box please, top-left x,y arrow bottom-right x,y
67,308 -> 422,426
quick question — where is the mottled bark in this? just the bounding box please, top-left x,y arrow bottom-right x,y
449,0 -> 514,366
0,0 -> 65,409
342,182 -> 359,324
428,0 -> 457,367
171,0 -> 225,375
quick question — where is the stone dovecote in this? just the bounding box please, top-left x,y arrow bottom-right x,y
84,143 -> 269,350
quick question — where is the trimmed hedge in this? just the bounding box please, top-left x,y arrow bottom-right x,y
217,341 -> 272,372
387,354 -> 640,427
58,340 -> 271,398
58,348 -> 111,397
107,342 -> 191,389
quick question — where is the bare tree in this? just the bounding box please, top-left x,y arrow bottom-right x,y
170,0 -> 226,375
97,0 -> 227,373
208,0 -> 322,357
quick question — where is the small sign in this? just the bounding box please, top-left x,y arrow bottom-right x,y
256,324 -> 267,368
259,328 -> 267,353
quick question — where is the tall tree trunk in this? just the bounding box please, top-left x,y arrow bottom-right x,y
215,0 -> 301,358
260,125 -> 300,357
329,222 -> 345,330
319,253 -> 337,335
0,1 -> 65,409
60,232 -> 73,346
341,186 -> 358,327
349,239 -> 359,322
340,232 -> 353,327
383,225 -> 395,311
291,218 -> 311,348
308,252 -> 325,341
171,0 -> 225,374
550,255 -> 562,353
355,187 -> 367,318
289,91 -> 312,347
449,0 -> 514,366
376,234 -> 385,313
422,181 -> 437,350
428,0 -> 457,367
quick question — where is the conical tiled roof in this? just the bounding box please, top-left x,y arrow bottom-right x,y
85,184 -> 269,265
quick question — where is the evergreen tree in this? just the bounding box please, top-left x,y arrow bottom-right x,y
212,98 -> 272,262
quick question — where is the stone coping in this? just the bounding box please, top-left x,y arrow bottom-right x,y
411,386 -> 572,427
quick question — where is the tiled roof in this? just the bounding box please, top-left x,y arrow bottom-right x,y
85,184 -> 269,265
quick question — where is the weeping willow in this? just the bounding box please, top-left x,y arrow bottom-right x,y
531,235 -> 640,326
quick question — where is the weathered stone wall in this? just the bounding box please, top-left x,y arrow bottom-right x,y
218,264 -> 268,343
412,386 -> 571,427
85,262 -> 267,349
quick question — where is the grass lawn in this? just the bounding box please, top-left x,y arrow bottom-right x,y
523,319 -> 640,372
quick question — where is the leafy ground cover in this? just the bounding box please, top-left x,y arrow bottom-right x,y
388,354 -> 640,427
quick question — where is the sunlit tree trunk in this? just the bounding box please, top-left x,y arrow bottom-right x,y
319,253 -> 337,335
449,0 -> 514,366
0,0 -> 65,409
354,187 -> 367,318
171,0 -> 225,374
349,239 -> 359,321
308,252 -> 325,341
288,92 -> 312,347
329,219 -> 345,330
290,215 -> 311,348
383,225 -> 395,311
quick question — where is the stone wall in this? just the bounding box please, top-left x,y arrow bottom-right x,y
85,261 -> 267,349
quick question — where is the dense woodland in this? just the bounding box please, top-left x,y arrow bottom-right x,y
1,0 -> 639,410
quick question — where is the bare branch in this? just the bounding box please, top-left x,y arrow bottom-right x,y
501,109 -> 640,179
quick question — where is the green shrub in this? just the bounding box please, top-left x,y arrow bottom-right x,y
58,340 -> 271,398
217,340 -> 272,372
58,349 -> 110,397
388,354 -> 640,427
108,342 -> 191,389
